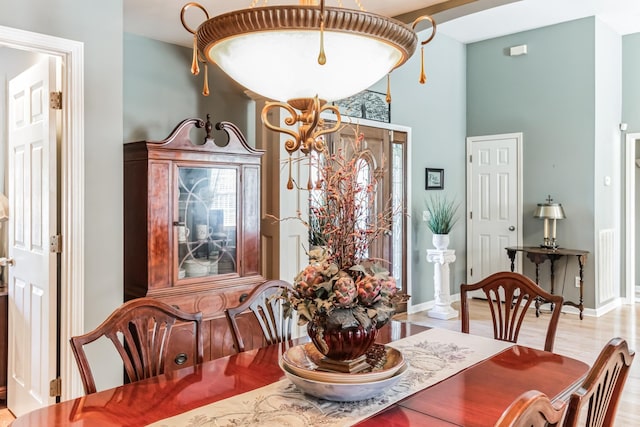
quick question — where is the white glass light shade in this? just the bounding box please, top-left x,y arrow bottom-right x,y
195,5 -> 417,102
209,31 -> 403,102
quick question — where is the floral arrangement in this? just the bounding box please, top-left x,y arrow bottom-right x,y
282,128 -> 409,332
286,248 -> 403,331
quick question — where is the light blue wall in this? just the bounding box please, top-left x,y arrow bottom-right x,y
623,33 -> 640,132
124,33 -> 251,142
370,32 -> 467,305
0,0 -> 124,390
467,18 -> 599,308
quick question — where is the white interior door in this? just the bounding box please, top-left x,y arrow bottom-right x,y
466,133 -> 522,286
7,58 -> 58,416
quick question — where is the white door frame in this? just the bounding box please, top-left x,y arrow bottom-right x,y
0,25 -> 84,400
624,132 -> 640,304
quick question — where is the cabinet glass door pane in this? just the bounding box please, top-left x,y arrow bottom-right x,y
177,167 -> 237,279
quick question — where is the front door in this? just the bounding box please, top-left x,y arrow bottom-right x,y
327,124 -> 408,295
466,133 -> 522,284
7,58 -> 58,416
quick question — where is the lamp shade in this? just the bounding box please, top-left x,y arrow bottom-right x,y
533,203 -> 565,220
197,6 -> 417,102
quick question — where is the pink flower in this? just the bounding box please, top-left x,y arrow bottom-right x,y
294,264 -> 324,299
356,275 -> 382,306
381,276 -> 399,297
333,273 -> 357,308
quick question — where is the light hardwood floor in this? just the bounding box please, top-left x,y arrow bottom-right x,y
0,405 -> 12,426
397,299 -> 639,426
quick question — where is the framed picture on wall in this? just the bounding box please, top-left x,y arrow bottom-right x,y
426,168 -> 444,190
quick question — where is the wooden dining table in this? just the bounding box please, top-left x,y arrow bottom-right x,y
11,322 -> 589,427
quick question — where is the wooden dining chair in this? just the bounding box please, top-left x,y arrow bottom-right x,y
563,337 -> 635,427
460,271 -> 564,352
225,279 -> 293,353
70,297 -> 203,394
494,390 -> 567,427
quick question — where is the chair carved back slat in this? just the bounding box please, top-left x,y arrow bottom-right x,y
461,271 -> 563,352
70,298 -> 203,394
564,337 -> 635,427
249,290 -> 283,345
226,280 -> 294,352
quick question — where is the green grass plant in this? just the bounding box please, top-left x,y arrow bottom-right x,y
425,195 -> 459,234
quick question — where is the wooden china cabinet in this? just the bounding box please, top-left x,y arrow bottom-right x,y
124,116 -> 266,370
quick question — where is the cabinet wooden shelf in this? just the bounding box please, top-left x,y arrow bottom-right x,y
124,116 -> 267,366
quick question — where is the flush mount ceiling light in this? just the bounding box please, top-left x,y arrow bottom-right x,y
181,1 -> 436,188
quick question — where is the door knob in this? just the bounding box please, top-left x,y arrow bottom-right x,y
0,258 -> 14,266
508,226 -> 515,231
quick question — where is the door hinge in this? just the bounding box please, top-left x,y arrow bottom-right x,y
470,268 -> 473,276
50,234 -> 62,253
469,211 -> 473,220
469,154 -> 472,163
49,377 -> 61,397
49,91 -> 62,110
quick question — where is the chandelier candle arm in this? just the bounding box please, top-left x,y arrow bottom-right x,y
181,2 -> 211,94
262,96 -> 340,189
261,97 -> 340,156
412,15 -> 437,85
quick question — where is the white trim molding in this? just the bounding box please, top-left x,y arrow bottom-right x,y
624,133 -> 640,305
0,24 -> 85,400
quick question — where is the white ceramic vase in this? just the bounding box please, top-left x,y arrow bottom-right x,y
432,234 -> 450,250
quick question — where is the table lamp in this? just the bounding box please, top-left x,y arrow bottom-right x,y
534,195 -> 566,249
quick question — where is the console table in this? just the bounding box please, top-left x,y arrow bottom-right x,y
505,246 -> 588,319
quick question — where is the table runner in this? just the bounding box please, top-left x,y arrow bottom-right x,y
150,328 -> 513,427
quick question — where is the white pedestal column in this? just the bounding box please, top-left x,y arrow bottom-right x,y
426,249 -> 458,320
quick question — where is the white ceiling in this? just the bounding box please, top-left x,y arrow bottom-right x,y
439,0 -> 640,43
124,0 -> 640,48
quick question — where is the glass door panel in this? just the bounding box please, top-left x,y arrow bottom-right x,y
177,167 -> 237,280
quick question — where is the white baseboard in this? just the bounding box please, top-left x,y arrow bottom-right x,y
588,298 -> 623,317
408,301 -> 434,314
407,293 -> 461,315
